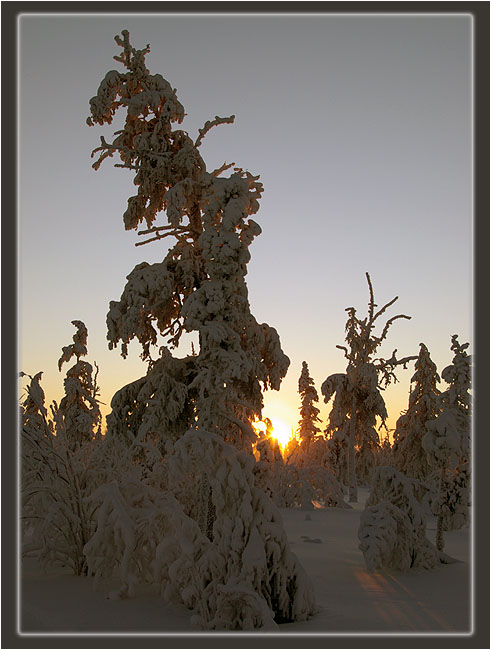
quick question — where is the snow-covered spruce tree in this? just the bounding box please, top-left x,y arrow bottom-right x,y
295,361 -> 322,462
53,320 -> 102,446
85,430 -> 317,629
85,31 -> 314,628
423,409 -> 463,552
322,273 -> 416,502
424,335 -> 471,535
20,371 -> 101,575
358,466 -> 454,572
166,430 -> 316,628
88,30 -> 289,451
440,334 -> 471,465
376,430 -> 393,468
253,423 -> 286,503
269,362 -> 346,509
392,343 -> 441,481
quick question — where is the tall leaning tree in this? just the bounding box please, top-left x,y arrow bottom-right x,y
84,32 -> 316,627
322,273 -> 416,502
87,30 -> 289,452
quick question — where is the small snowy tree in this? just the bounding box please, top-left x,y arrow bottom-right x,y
440,334 -> 471,465
20,371 -> 101,575
322,273 -> 416,502
358,466 -> 453,572
295,361 -> 322,462
424,335 -> 472,535
423,409 -> 462,552
253,428 -> 285,503
392,343 -> 441,480
53,321 -> 101,446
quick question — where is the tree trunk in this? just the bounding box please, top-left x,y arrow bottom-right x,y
348,396 -> 358,502
435,464 -> 446,552
198,473 -> 214,540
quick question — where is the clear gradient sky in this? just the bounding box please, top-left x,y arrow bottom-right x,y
19,12 -> 473,436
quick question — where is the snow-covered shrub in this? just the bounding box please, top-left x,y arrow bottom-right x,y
166,430 -> 317,628
423,408 -> 465,550
253,435 -> 285,502
84,478 -> 178,598
430,463 -> 470,532
358,500 -> 417,572
20,371 -> 102,575
255,433 -> 347,509
322,274 -> 416,502
291,465 -> 348,509
358,466 -> 442,571
84,429 -> 316,629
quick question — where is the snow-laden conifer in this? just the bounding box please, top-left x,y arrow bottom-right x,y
423,335 -> 471,538
253,427 -> 285,503
392,343 -> 441,480
20,371 -> 101,575
166,430 -> 317,628
440,335 -> 471,464
53,321 -> 101,446
322,274 -> 416,502
423,410 -> 462,551
295,361 -> 322,460
89,31 -> 289,450
84,31 -> 313,628
269,363 -> 347,509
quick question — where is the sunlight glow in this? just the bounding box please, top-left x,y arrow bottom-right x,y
270,417 -> 294,448
254,416 -> 294,450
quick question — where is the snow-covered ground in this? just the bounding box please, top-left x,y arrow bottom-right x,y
20,488 -> 471,635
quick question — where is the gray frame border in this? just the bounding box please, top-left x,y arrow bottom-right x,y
3,2 -> 489,648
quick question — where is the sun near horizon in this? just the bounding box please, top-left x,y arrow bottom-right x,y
254,416 -> 295,450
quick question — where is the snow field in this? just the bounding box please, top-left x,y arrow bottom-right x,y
21,488 -> 471,635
